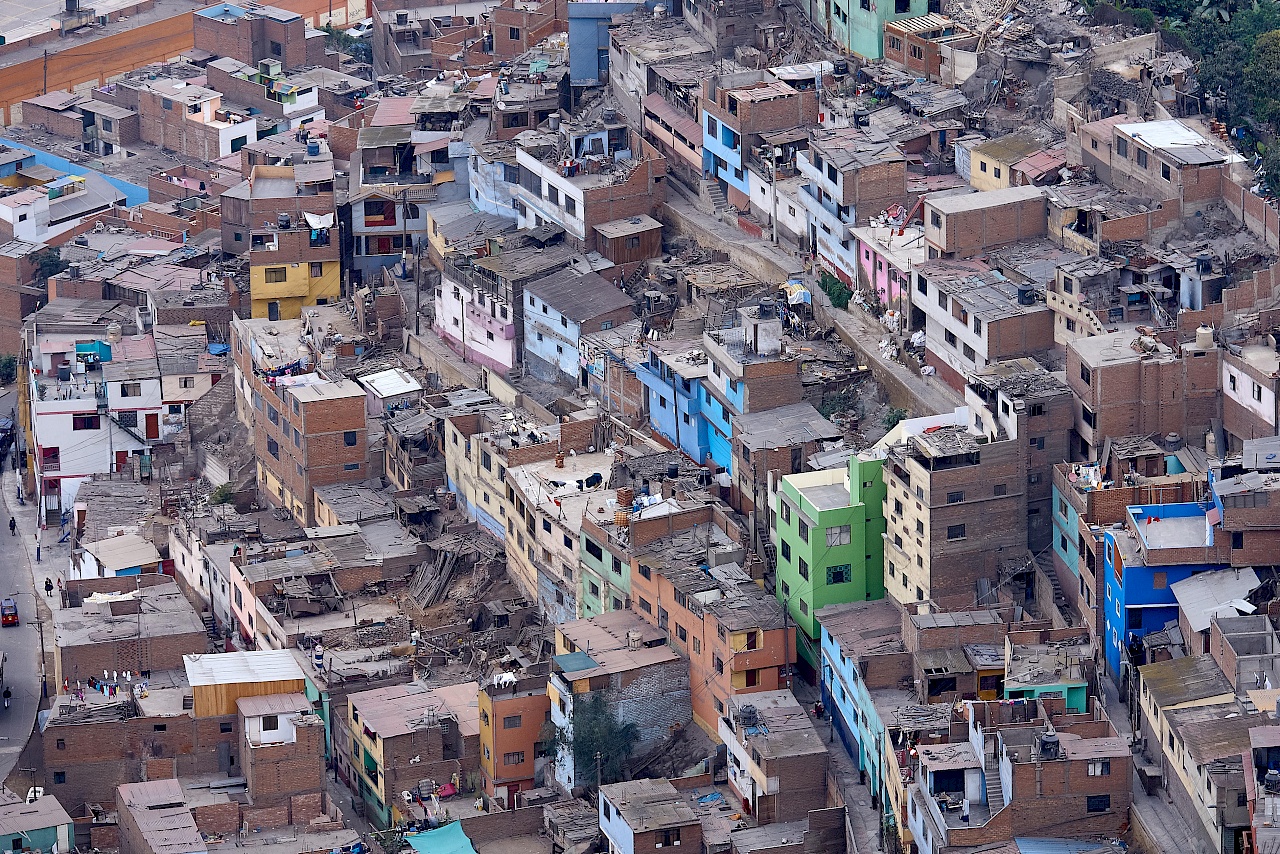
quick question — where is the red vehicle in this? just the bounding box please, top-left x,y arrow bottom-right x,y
1,598 -> 18,627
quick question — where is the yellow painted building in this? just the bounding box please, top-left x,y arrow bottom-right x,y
249,256 -> 341,320
968,133 -> 1045,193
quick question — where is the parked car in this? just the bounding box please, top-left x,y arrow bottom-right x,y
345,18 -> 373,38
1,598 -> 17,627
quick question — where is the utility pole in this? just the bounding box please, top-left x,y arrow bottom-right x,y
42,51 -> 48,96
595,750 -> 602,793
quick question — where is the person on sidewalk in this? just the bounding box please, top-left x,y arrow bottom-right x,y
7,517 -> 13,536
44,577 -> 52,597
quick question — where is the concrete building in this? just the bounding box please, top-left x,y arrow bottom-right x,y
882,15 -> 978,84
0,797 -> 74,854
238,693 -> 326,807
98,74 -> 258,162
521,268 -> 634,384
775,452 -> 888,675
719,689 -> 828,823
478,674 -> 550,807
1075,117 -> 1228,214
192,2 -> 330,72
220,161 -> 336,262
828,0 -> 930,60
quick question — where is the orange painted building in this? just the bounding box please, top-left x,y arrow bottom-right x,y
628,519 -> 794,738
477,675 -> 551,806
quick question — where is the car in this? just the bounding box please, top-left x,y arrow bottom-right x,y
1,598 -> 17,627
345,18 -> 373,38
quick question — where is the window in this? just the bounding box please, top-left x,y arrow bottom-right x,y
120,382 -> 142,397
713,655 -> 724,675
827,564 -> 851,585
780,540 -> 791,561
798,558 -> 809,580
503,751 -> 525,765
56,739 -> 65,750
1136,149 -> 1148,168
270,40 -> 282,56
1161,162 -> 1171,180
153,723 -> 168,732
566,197 -> 576,215
947,524 -> 966,540
72,415 -> 100,431
980,161 -> 988,173
826,524 -> 851,547
265,267 -> 287,283
1087,760 -> 1111,776
53,773 -> 65,785
267,438 -> 279,459
780,502 -> 791,524
179,376 -> 196,389
797,520 -> 809,542
344,431 -> 358,446
947,491 -> 964,503
1116,138 -> 1128,158
1229,373 -> 1238,391
509,26 -> 520,39
310,262 -> 324,278
973,317 -> 982,335
993,167 -> 1002,179
1087,795 -> 1111,813
638,564 -> 651,580
267,404 -> 278,425
261,714 -> 279,732
585,538 -> 604,561
658,829 -> 682,848
930,211 -> 942,228
799,599 -> 808,615
1079,364 -> 1092,385
1255,383 -> 1264,402
962,344 -> 975,361
639,597 -> 652,614
1029,436 -> 1045,450
503,715 -> 522,729
676,625 -> 687,642
944,329 -> 957,347
938,290 -> 948,309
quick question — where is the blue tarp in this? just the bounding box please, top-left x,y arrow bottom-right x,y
552,650 -> 598,674
0,138 -> 148,207
208,343 -> 231,356
405,822 -> 477,854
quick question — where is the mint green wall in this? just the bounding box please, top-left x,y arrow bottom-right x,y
579,531 -> 630,618
832,0 -> 932,59
775,456 -> 888,670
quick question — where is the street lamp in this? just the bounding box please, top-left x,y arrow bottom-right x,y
9,592 -> 46,699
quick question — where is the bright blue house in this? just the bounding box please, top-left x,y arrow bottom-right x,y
567,1 -> 640,86
636,346 -> 711,465
1101,500 -> 1226,678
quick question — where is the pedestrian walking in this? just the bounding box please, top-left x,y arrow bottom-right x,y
44,577 -> 52,597
7,517 -> 14,536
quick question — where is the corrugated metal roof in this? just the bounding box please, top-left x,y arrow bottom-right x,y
236,692 -> 313,718
183,650 -> 306,687
1170,568 -> 1261,633
1138,654 -> 1233,708
0,797 -> 73,837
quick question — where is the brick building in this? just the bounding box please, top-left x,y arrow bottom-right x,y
21,91 -> 141,156
882,15 -> 978,83
1074,117 -> 1227,215
220,160 -> 336,274
1066,328 -> 1220,462
881,414 -> 1029,610
238,693 -> 325,807
117,780 -> 207,854
346,681 -> 481,829
230,316 -> 368,527
923,186 -> 1047,260
914,259 -> 1053,392
599,779 -> 703,853
97,75 -> 258,162
720,690 -> 829,823
0,239 -> 46,356
513,124 -> 667,253
702,71 -> 818,211
52,581 -> 208,690
193,3 -> 329,72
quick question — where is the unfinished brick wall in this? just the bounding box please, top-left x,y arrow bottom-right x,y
193,801 -> 242,835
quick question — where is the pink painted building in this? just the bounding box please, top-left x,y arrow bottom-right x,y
850,223 -> 927,326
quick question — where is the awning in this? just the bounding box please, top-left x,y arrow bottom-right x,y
405,822 -> 476,854
414,137 -> 451,156
642,93 -> 702,147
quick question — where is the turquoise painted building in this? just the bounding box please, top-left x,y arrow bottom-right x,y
830,0 -> 932,59
0,796 -> 74,854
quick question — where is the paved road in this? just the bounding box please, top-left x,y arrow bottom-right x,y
0,388 -> 44,791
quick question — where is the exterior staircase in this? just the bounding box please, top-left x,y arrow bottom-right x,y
701,179 -> 730,214
984,758 -> 1006,814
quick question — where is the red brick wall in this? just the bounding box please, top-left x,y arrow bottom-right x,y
244,718 -> 326,805
21,101 -> 87,139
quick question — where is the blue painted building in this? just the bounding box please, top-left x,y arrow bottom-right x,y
702,109 -> 750,206
1102,500 -> 1225,677
817,599 -> 918,808
567,1 -> 640,86
0,146 -> 35,180
636,346 -> 711,464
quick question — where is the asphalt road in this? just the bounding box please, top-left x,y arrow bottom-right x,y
0,387 -> 43,792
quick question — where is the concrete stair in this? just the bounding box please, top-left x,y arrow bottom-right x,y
701,179 -> 730,214
984,759 -> 1005,813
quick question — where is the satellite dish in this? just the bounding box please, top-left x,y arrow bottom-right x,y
496,100 -> 507,110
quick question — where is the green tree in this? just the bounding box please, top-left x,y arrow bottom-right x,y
34,249 -> 67,281
0,355 -> 16,386
544,693 -> 640,790
1247,29 -> 1280,131
1262,143 -> 1280,193
321,22 -> 372,66
208,483 -> 234,505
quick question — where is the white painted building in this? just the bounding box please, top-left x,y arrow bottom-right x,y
434,266 -> 520,374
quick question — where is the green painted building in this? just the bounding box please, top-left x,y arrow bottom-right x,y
774,453 -> 887,676
579,526 -> 631,619
829,0 -> 932,59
